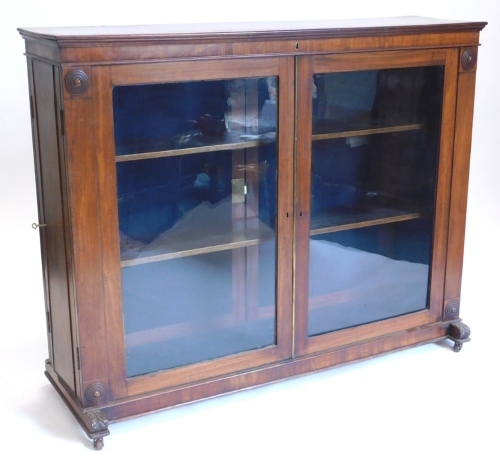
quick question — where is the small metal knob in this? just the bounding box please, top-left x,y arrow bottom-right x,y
32,223 -> 47,230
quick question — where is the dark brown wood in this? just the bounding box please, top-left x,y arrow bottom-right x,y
64,69 -> 90,95
426,48 -> 460,324
115,135 -> 275,163
18,17 -> 486,45
461,47 -> 478,72
310,209 -> 422,236
447,321 -> 471,352
311,122 -> 424,141
294,47 -> 460,357
62,64 -> 110,408
444,299 -> 461,320
294,55 -> 314,356
18,18 -> 486,65
30,58 -> 76,391
105,320 -> 451,422
444,49 -> 480,314
44,364 -> 110,449
92,65 -> 128,402
19,17 -> 486,448
275,55 -> 295,360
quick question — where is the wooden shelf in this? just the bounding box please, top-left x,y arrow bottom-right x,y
121,224 -> 275,267
310,206 -> 422,236
120,204 -> 420,265
125,302 -> 275,348
116,132 -> 276,163
312,119 -> 424,142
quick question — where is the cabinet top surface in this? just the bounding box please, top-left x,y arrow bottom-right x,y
18,16 -> 486,43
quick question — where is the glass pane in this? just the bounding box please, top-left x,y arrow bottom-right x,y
113,77 -> 278,377
309,66 -> 443,336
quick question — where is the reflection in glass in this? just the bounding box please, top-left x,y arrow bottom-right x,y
113,77 -> 278,377
309,66 -> 444,336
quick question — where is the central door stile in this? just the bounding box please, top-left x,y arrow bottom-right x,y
275,55 -> 296,360
293,56 -> 314,357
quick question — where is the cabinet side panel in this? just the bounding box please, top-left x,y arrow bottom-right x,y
31,59 -> 75,391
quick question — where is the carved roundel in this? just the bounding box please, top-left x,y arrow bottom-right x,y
461,48 -> 478,71
65,69 -> 89,95
85,382 -> 107,405
444,299 -> 460,320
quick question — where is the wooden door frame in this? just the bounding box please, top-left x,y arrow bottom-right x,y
294,48 -> 459,357
90,56 -> 295,400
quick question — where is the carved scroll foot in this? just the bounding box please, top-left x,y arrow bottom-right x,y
85,410 -> 109,450
447,321 -> 471,352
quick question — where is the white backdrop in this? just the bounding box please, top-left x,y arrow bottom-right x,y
1,1 -> 499,459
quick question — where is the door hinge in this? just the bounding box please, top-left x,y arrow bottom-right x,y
45,310 -> 51,333
59,108 -> 65,137
76,347 -> 81,371
29,95 -> 35,119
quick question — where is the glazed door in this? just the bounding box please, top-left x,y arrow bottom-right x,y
294,49 -> 459,355
99,57 -> 294,398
